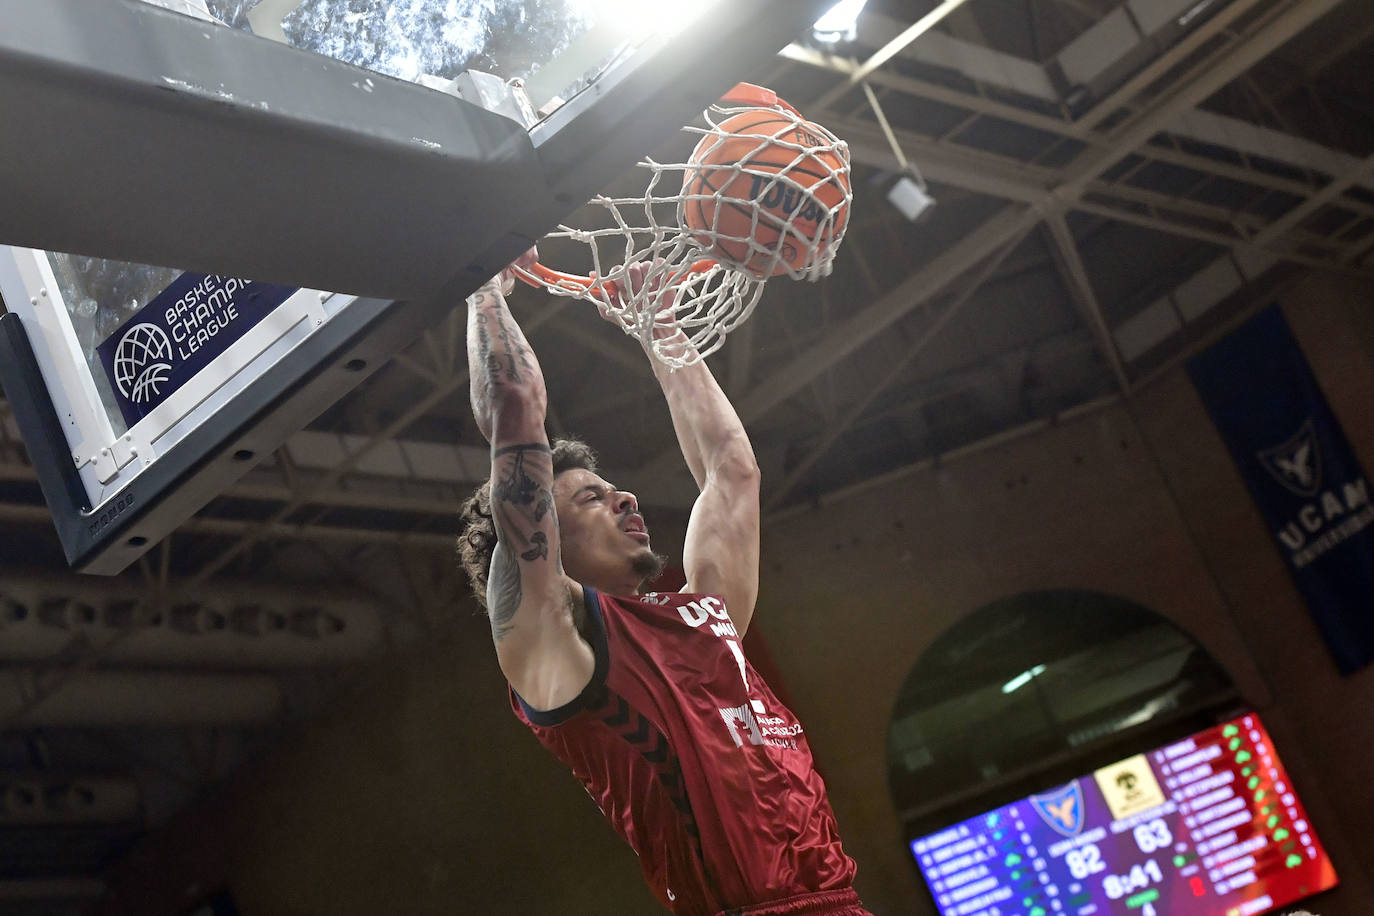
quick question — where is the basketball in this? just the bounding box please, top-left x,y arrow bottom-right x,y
681,107 -> 850,279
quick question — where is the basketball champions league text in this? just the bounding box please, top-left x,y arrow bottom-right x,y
162,275 -> 249,359
660,594 -> 804,750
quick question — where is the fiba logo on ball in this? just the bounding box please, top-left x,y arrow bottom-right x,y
112,322 -> 175,404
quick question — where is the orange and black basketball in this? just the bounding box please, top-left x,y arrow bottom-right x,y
680,108 -> 850,279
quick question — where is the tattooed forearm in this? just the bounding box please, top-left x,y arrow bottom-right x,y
471,319 -> 496,415
493,309 -> 533,383
467,282 -> 535,392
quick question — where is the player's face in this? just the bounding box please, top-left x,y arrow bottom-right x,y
553,468 -> 662,593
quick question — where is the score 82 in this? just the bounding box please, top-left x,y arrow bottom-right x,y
1065,844 -> 1105,879
1133,819 -> 1173,854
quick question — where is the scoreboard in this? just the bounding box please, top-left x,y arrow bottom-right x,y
911,713 -> 1337,916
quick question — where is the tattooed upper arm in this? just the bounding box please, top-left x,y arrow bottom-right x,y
487,542 -> 521,642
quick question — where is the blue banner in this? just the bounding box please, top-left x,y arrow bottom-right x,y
1187,304 -> 1374,674
96,273 -> 297,428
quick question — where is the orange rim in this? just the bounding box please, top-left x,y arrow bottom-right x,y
517,259 -> 720,297
719,82 -> 801,117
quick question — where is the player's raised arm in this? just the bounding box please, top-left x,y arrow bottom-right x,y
466,258 -> 593,710
657,346 -> 761,635
616,265 -> 762,634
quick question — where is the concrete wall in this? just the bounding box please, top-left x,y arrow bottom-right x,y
103,271 -> 1374,915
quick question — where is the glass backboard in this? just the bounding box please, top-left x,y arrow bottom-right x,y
0,0 -> 836,572
206,0 -> 652,108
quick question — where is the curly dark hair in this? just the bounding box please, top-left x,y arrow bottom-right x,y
456,438 -> 599,611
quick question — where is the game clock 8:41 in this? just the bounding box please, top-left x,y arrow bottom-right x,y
1103,859 -> 1163,900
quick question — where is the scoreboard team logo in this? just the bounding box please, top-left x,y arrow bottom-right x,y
1029,780 -> 1083,836
1093,753 -> 1166,820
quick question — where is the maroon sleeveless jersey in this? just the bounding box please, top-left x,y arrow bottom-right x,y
511,588 -> 857,915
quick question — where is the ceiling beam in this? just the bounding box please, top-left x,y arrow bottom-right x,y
1251,152 -> 1374,247
1044,213 -> 1131,392
1074,0 -> 1269,131
0,502 -> 457,549
787,15 -> 1374,217
1070,198 -> 1370,277
832,116 -> 1053,203
779,43 -> 1087,140
0,456 -> 466,517
538,313 -> 655,378
763,391 -> 1125,525
848,0 -> 977,85
733,206 -> 1042,427
1057,0 -> 1347,200
1084,181 -> 1342,253
1140,141 -> 1374,223
1301,9 -> 1374,82
763,221 -> 1038,511
838,334 -> 1099,436
831,113 -> 1356,256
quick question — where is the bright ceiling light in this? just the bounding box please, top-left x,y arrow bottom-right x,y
1001,664 -> 1046,694
813,0 -> 868,45
579,0 -> 725,39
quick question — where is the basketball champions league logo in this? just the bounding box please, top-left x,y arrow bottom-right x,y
1029,781 -> 1084,836
96,273 -> 297,427
112,323 -> 174,404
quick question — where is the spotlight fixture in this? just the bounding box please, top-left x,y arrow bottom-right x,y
861,81 -> 937,222
888,170 -> 936,222
812,0 -> 868,45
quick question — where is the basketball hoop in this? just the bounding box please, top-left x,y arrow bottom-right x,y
514,83 -> 852,369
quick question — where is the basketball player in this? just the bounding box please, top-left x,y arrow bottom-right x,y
457,251 -> 871,916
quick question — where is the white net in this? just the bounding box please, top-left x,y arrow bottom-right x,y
516,92 -> 852,369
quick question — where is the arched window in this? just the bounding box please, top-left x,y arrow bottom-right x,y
887,590 -> 1239,836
